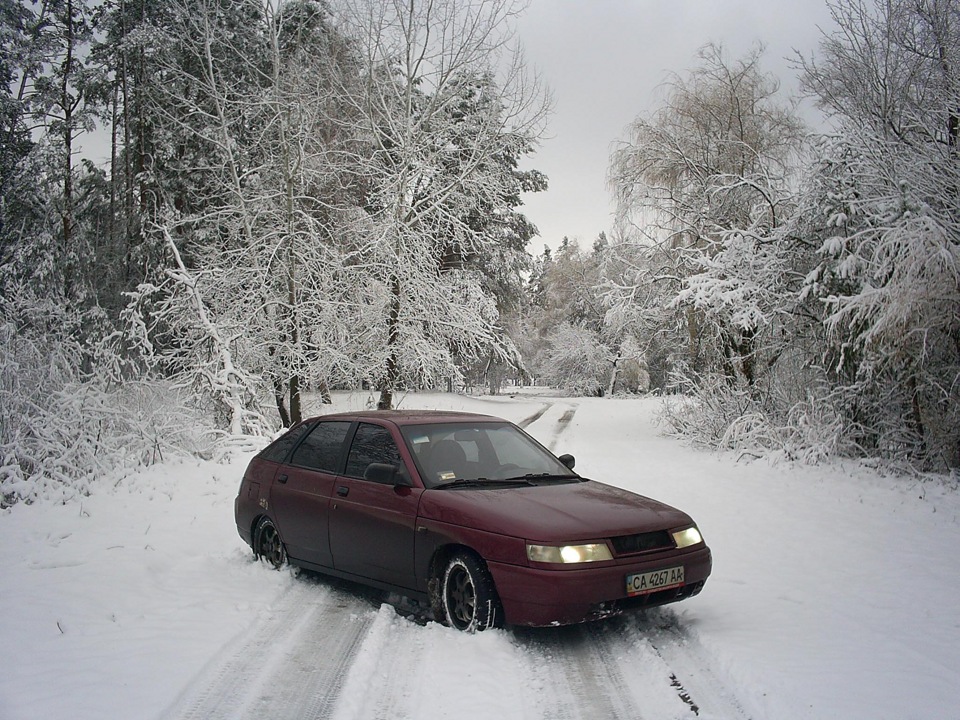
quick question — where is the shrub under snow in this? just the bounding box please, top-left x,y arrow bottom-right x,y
0,376 -> 218,505
659,369 -> 857,465
0,314 -> 224,504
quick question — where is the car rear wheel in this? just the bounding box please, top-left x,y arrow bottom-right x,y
440,552 -> 502,632
254,517 -> 286,569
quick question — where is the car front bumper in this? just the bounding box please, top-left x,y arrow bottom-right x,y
488,545 -> 712,627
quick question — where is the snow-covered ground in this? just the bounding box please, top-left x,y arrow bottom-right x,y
2,391 -> 959,719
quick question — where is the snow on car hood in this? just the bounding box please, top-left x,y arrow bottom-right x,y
418,479 -> 693,542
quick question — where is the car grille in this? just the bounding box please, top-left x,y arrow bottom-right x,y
610,530 -> 673,555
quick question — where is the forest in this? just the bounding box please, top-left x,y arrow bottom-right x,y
2,0 -> 959,504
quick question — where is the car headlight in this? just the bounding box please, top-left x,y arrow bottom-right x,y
526,543 -> 613,564
671,526 -> 703,548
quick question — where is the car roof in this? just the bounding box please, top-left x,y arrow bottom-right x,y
304,409 -> 506,426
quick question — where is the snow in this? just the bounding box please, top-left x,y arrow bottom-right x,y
2,391 -> 959,719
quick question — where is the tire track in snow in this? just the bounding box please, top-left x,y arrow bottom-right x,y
637,610 -> 755,720
243,587 -> 377,720
166,577 -> 748,720
514,611 -> 752,720
327,606 -> 421,720
511,630 -> 579,720
517,403 -> 552,429
549,407 -> 578,452
515,623 -> 649,720
331,609 -> 537,720
163,575 -> 377,720
514,400 -> 578,452
162,578 -> 315,720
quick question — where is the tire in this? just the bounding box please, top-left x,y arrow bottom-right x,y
440,552 -> 503,632
254,517 -> 287,570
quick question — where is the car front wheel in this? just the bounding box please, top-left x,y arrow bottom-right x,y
254,517 -> 286,569
441,552 -> 503,632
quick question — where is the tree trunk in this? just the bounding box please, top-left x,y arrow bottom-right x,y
685,305 -> 701,371
61,0 -> 76,299
286,232 -> 302,424
907,374 -> 926,461
274,379 -> 291,428
377,274 -> 401,410
608,353 -> 620,396
317,378 -> 332,404
377,386 -> 393,411
289,374 -> 301,424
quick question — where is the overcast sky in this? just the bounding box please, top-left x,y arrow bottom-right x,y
514,0 -> 837,251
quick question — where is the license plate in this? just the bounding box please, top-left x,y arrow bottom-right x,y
626,566 -> 684,596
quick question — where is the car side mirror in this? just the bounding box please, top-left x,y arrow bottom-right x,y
394,466 -> 414,487
364,462 -> 413,487
558,453 -> 575,470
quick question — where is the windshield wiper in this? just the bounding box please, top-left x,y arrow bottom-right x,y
500,473 -> 582,483
433,476 -> 536,490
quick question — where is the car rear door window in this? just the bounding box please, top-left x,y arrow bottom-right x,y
259,422 -> 313,463
344,423 -> 402,481
290,421 -> 351,472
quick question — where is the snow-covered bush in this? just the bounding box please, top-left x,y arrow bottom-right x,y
0,294 -> 220,505
659,369 -> 756,449
540,323 -> 614,396
660,365 -> 856,464
1,379 -> 216,505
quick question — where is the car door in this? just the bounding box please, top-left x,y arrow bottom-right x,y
268,420 -> 351,568
328,422 -> 422,590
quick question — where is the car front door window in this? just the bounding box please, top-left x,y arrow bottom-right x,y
344,423 -> 402,480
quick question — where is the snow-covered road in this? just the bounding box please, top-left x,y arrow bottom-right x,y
158,573 -> 748,720
2,391 -> 959,719
163,578 -> 375,720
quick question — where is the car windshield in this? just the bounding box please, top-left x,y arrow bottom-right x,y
400,421 -> 578,489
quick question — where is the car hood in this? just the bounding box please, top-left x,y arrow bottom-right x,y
418,479 -> 693,542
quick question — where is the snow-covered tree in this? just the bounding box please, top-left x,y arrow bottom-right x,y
132,0 -> 368,429
517,236 -> 652,395
798,0 -> 960,467
608,43 -> 806,390
539,322 -> 613,397
337,0 -> 549,409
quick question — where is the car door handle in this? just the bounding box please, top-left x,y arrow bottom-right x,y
337,486 -> 349,497
277,474 -> 288,484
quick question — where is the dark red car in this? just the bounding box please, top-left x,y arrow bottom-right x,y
235,410 -> 711,630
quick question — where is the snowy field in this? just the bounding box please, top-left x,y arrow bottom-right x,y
2,391 -> 959,720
